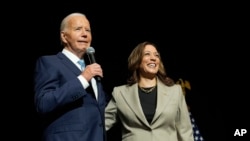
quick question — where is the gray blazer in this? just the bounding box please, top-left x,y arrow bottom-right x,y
105,79 -> 194,141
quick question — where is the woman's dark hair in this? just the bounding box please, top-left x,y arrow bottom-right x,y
127,41 -> 174,86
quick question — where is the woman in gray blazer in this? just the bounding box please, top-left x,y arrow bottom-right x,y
105,41 -> 194,141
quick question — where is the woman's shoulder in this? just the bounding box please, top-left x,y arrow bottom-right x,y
113,84 -> 131,90
159,83 -> 182,95
112,83 -> 138,93
159,80 -> 181,89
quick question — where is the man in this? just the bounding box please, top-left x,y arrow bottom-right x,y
34,12 -> 107,141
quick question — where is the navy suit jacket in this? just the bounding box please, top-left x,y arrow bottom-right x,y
34,52 -> 107,141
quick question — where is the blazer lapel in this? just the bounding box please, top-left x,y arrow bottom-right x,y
57,52 -> 81,75
121,84 -> 151,127
151,80 -> 174,124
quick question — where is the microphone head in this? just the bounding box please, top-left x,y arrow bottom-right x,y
86,47 -> 95,54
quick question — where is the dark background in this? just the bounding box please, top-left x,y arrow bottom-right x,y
4,1 -> 249,141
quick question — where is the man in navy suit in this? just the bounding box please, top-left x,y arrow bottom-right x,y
34,12 -> 107,141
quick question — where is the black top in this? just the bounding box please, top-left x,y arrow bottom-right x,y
138,86 -> 157,124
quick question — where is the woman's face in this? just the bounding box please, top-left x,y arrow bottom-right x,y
139,44 -> 160,77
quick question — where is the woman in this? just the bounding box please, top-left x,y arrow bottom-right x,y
105,41 -> 194,141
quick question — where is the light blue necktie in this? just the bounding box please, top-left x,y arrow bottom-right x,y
78,59 -> 97,100
78,59 -> 98,100
77,59 -> 85,70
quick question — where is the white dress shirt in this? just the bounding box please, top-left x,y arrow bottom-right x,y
62,48 -> 98,100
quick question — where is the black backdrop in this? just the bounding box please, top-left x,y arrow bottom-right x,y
5,1 -> 249,141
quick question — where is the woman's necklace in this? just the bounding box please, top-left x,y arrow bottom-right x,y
139,85 -> 156,94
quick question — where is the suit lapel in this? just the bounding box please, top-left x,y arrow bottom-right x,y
58,52 -> 102,104
57,52 -> 81,75
151,80 -> 174,124
121,84 -> 150,127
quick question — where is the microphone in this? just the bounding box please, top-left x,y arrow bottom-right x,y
86,47 -> 101,81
